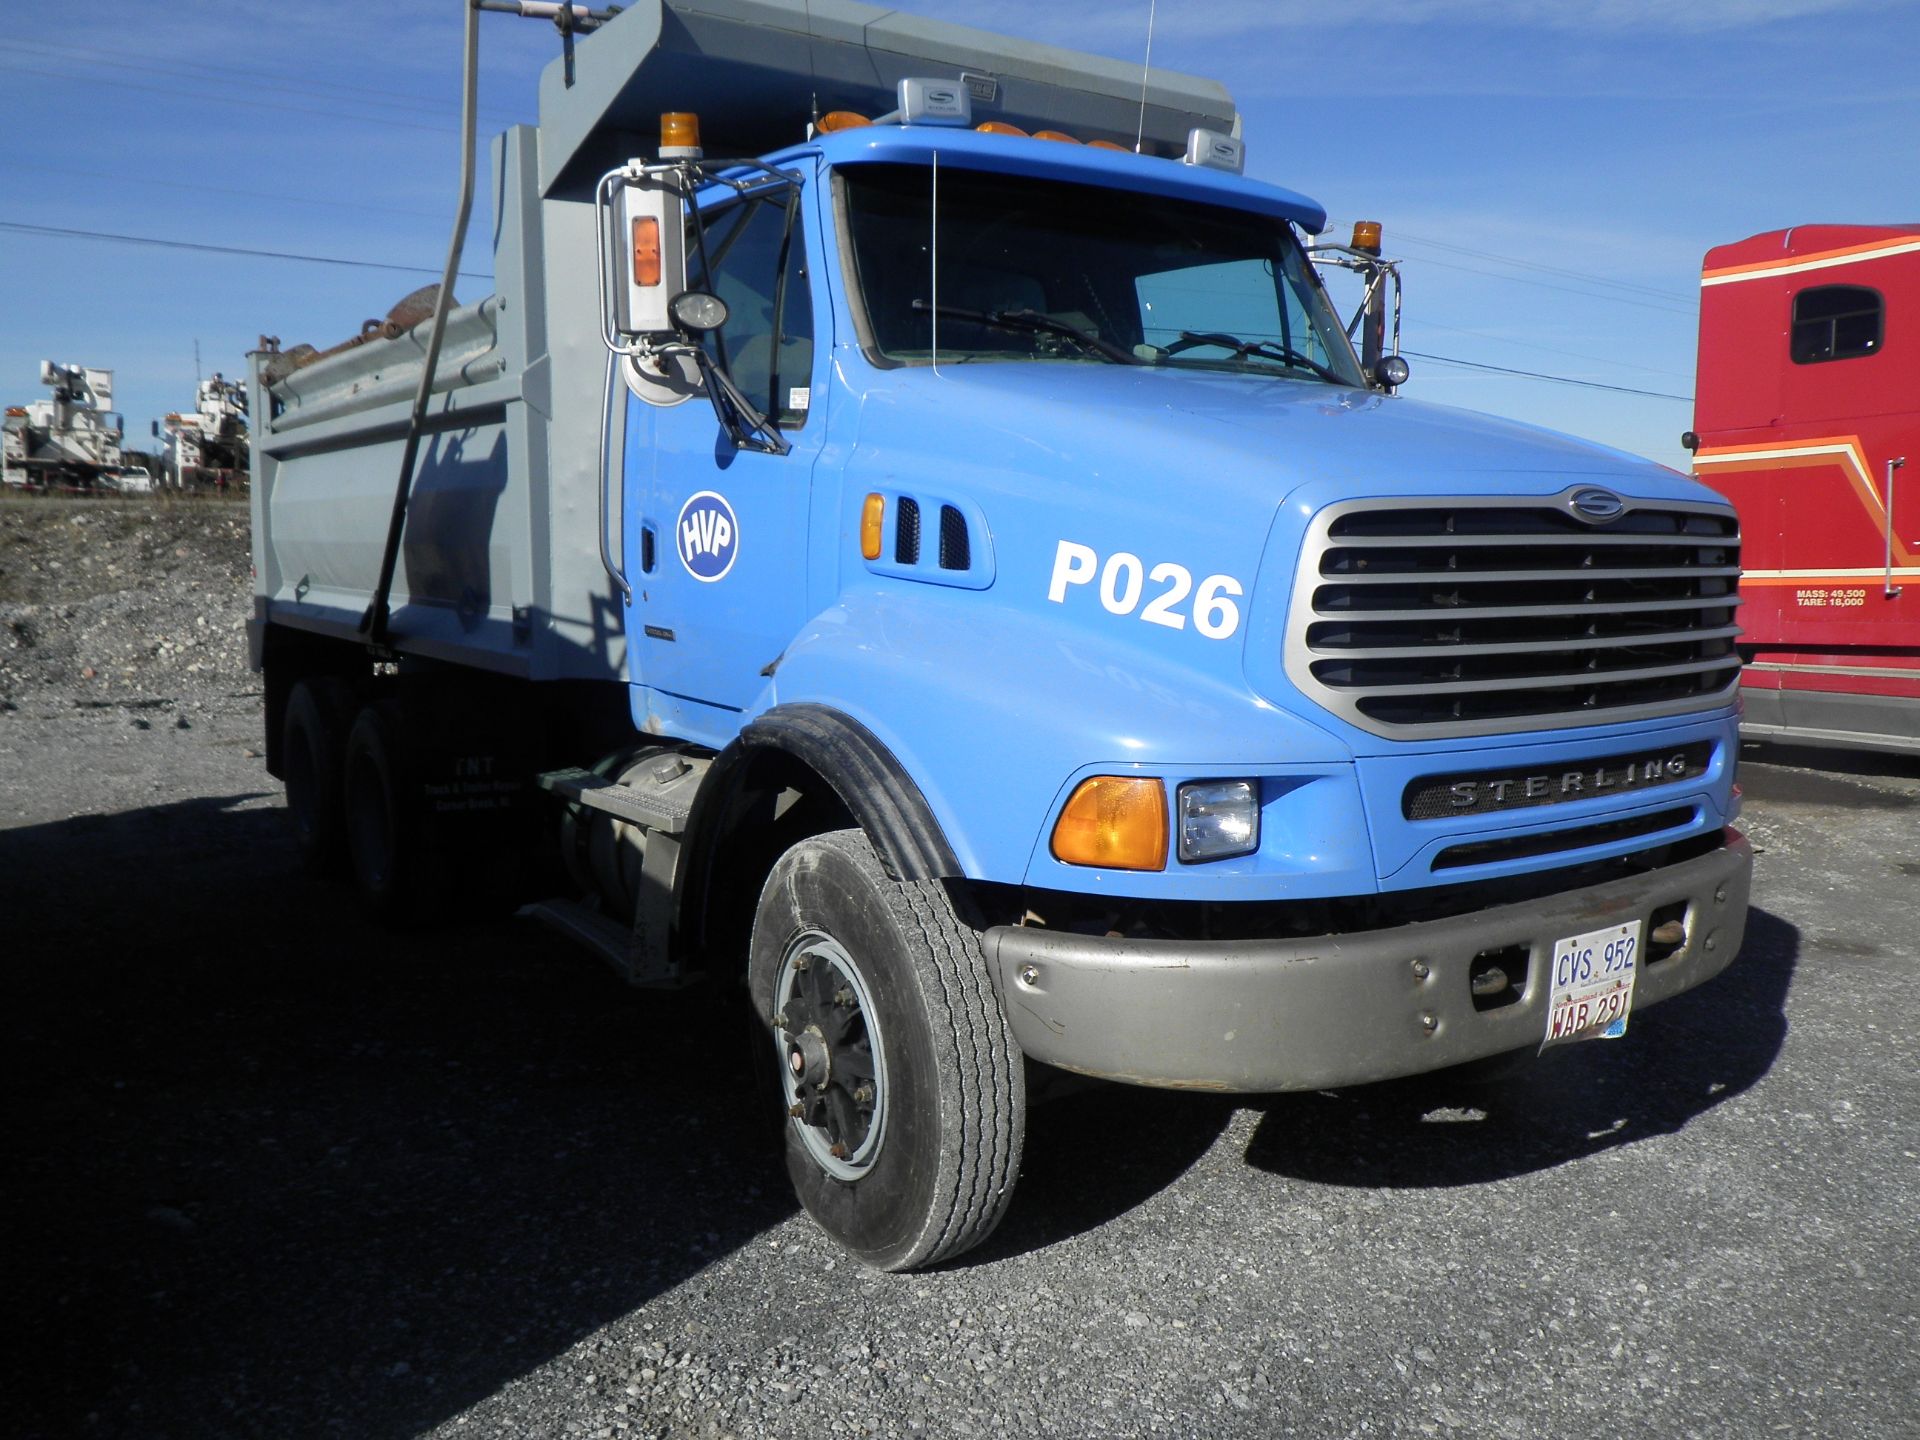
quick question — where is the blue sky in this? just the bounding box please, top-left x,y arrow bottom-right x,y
2,0 -> 1915,469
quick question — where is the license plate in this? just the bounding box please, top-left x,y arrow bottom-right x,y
1543,920 -> 1641,1046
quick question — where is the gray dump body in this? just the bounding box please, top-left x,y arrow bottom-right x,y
247,0 -> 1237,684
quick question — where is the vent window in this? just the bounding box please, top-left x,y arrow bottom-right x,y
1791,285 -> 1882,364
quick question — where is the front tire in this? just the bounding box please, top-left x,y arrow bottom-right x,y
749,830 -> 1025,1271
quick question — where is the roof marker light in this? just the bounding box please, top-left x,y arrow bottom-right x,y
1032,129 -> 1080,144
817,110 -> 872,133
976,120 -> 1029,137
1182,127 -> 1244,174
874,78 -> 972,128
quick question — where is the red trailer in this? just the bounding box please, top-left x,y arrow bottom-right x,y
1690,225 -> 1920,756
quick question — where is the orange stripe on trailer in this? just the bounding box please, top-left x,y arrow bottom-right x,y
1693,436 -> 1916,569
1700,235 -> 1920,286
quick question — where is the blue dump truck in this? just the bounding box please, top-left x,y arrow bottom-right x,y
249,0 -> 1751,1270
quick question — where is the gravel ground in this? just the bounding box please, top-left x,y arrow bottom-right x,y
5,498 -> 1916,1440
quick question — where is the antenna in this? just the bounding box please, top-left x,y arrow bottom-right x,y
193,338 -> 201,385
1134,0 -> 1158,154
930,151 -> 941,377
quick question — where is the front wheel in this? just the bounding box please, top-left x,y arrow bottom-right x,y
748,830 -> 1025,1271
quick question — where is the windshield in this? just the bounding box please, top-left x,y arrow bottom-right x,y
840,163 -> 1365,387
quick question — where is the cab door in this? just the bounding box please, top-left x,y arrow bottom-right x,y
626,175 -> 824,739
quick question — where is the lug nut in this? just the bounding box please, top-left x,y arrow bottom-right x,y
853,1085 -> 874,1104
829,1142 -> 849,1160
788,1103 -> 804,1119
834,986 -> 855,1008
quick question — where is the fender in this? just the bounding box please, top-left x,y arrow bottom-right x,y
732,702 -> 962,880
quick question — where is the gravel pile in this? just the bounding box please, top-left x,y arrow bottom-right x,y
0,497 -> 253,709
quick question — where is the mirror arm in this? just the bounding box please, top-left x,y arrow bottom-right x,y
685,345 -> 791,456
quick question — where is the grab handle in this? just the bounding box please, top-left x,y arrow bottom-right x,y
1888,456 -> 1906,599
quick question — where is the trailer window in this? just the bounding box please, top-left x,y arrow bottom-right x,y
687,194 -> 814,427
1790,285 -> 1882,364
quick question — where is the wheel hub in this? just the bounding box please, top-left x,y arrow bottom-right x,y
773,932 -> 887,1181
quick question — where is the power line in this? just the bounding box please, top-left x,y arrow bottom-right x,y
1395,252 -> 1696,316
3,36 -> 516,120
0,220 -> 489,283
0,59 -> 478,138
0,158 -> 447,222
1322,215 -> 1697,308
1391,230 -> 1696,306
1413,317 -> 1697,382
1404,349 -> 1693,403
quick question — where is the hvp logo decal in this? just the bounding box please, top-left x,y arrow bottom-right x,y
676,490 -> 739,583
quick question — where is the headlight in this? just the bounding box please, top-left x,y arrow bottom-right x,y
1177,780 -> 1259,863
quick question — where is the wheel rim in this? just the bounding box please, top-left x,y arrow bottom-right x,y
773,929 -> 888,1182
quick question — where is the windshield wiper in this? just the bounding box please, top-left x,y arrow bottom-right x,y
1165,329 -> 1346,385
912,300 -> 1144,365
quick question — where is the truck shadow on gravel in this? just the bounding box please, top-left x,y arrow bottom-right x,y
1240,908 -> 1799,1188
6,795 -> 796,1440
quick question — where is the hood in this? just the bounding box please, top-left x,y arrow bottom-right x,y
852,361 -> 1698,506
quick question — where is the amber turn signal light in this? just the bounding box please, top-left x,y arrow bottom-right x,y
818,110 -> 872,133
861,493 -> 885,560
631,216 -> 661,287
1051,777 -> 1168,872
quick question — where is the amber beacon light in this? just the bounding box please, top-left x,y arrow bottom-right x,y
660,111 -> 702,159
1051,777 -> 1168,872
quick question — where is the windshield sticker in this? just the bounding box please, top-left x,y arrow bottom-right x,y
1047,539 -> 1243,640
677,490 -> 739,582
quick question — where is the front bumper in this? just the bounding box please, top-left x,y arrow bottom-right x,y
984,832 -> 1752,1092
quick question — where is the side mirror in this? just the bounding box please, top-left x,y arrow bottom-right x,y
1373,354 -> 1410,389
670,290 -> 729,333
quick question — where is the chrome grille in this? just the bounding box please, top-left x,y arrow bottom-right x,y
1285,491 -> 1743,739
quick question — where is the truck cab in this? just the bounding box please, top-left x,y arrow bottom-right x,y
249,0 -> 1750,1271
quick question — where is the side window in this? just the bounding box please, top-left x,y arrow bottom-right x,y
688,196 -> 815,427
1790,285 -> 1882,364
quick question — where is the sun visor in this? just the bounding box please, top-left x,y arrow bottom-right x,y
536,0 -> 1238,196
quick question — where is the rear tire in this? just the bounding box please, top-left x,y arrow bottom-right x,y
342,700 -> 415,918
281,677 -> 353,876
748,829 -> 1025,1271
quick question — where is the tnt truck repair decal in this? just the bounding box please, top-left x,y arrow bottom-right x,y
678,491 -> 739,582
